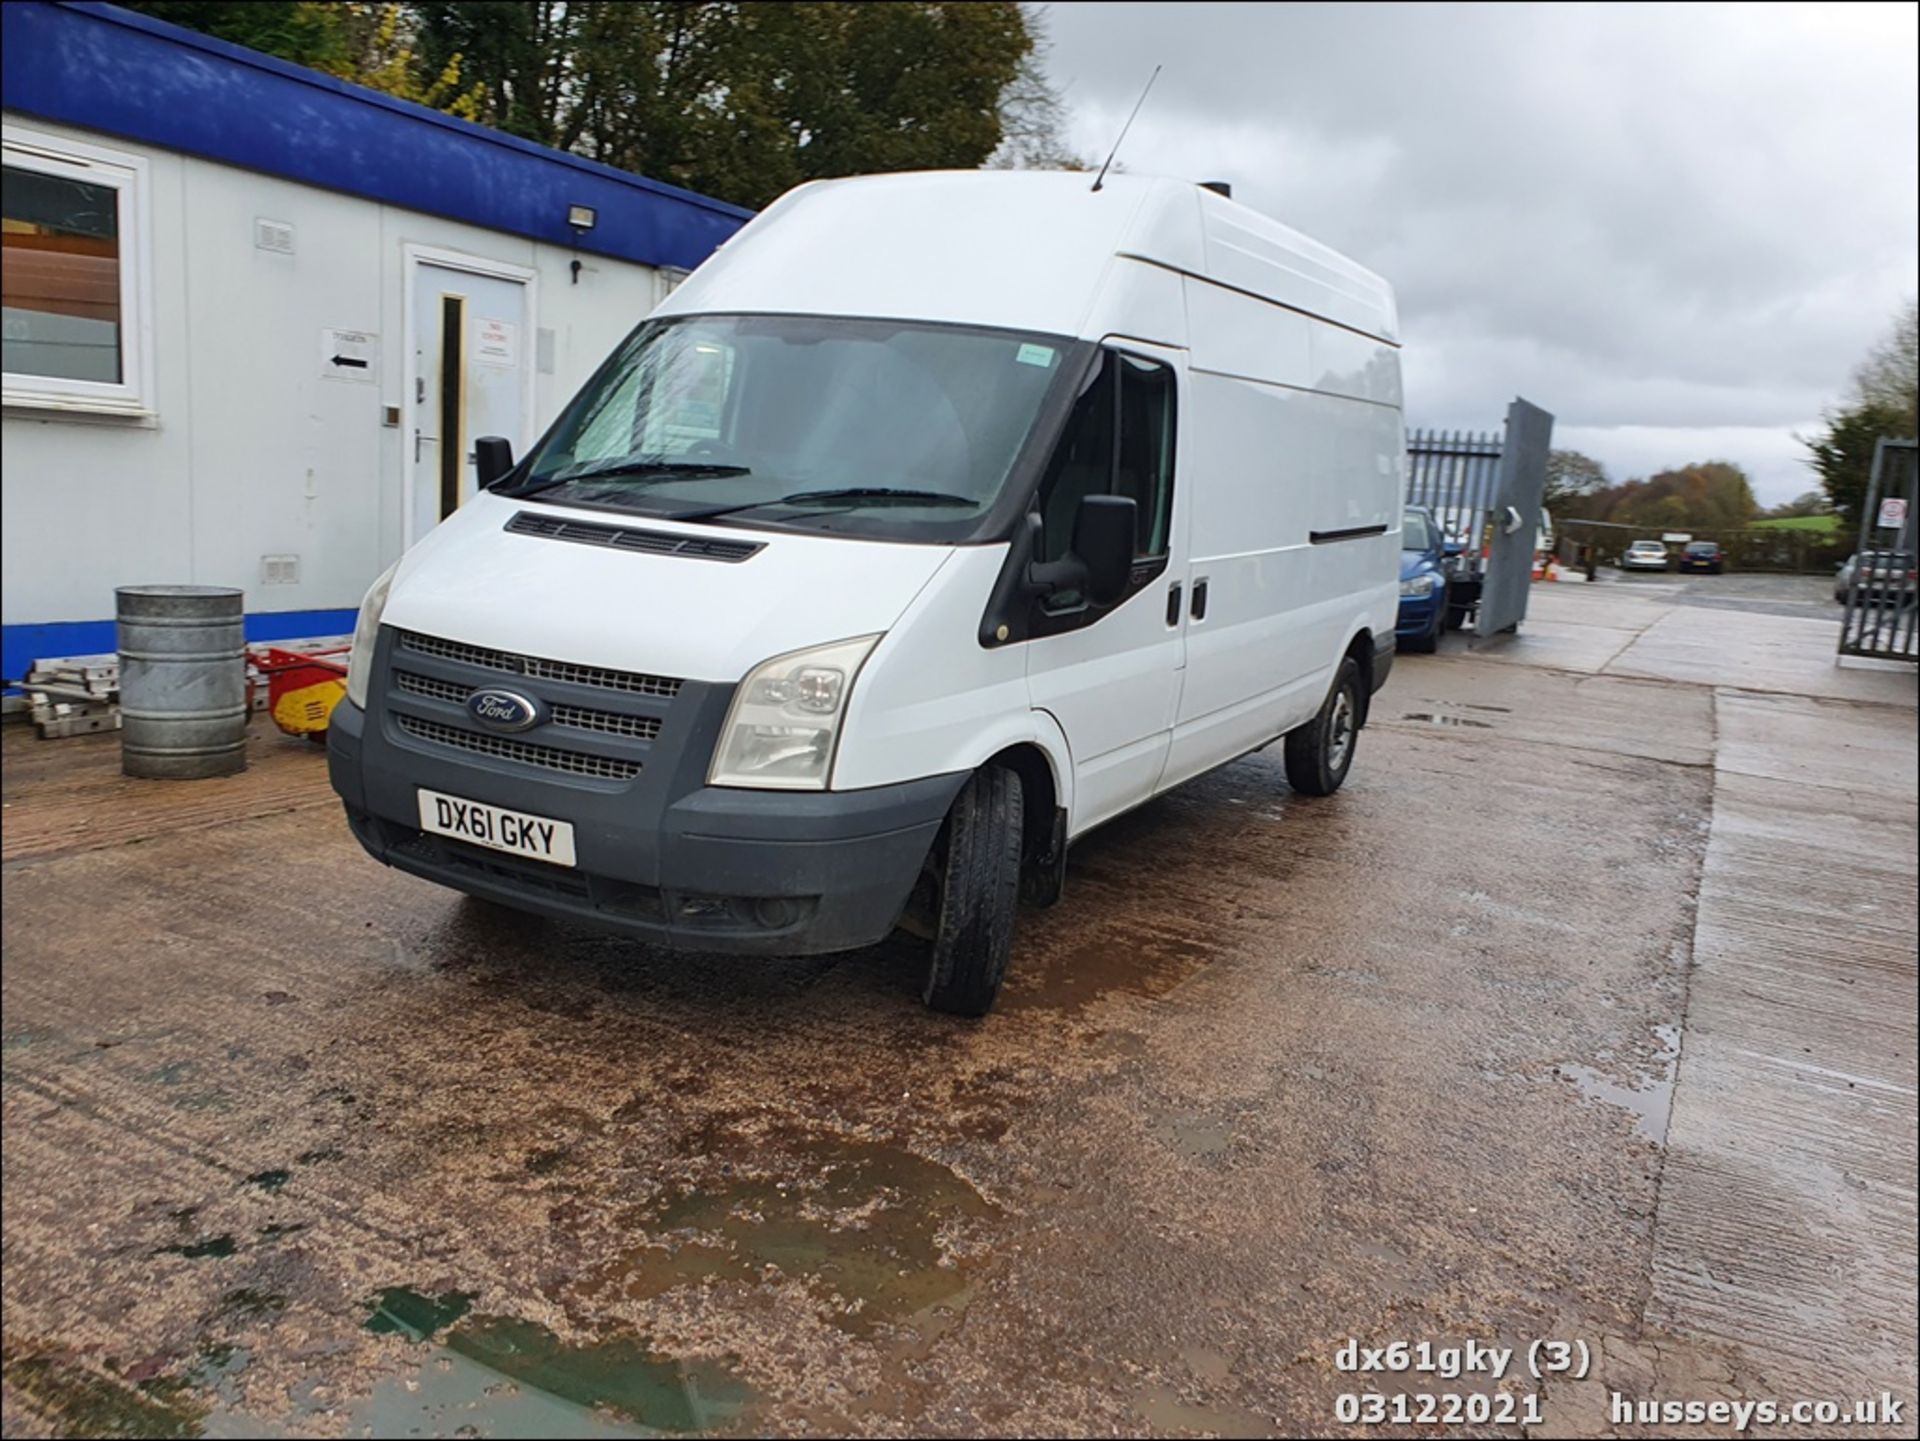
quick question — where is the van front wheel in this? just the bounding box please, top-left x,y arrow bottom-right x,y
1284,657 -> 1361,796
922,765 -> 1024,1017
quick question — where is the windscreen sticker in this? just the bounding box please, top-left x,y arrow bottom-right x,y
1015,343 -> 1057,368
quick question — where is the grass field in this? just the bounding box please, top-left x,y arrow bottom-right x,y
1752,514 -> 1842,535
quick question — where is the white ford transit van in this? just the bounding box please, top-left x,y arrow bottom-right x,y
330,172 -> 1403,1015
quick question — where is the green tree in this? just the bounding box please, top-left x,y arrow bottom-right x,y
119,1 -> 349,68
1543,449 -> 1608,515
1806,401 -> 1908,530
409,1 -> 1032,208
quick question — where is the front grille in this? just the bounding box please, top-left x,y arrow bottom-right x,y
395,713 -> 642,780
507,510 -> 763,563
397,631 -> 681,698
393,670 -> 660,740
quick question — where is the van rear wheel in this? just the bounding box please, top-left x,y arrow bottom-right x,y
922,765 -> 1024,1017
1284,657 -> 1361,796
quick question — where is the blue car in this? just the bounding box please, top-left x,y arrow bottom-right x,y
1397,506 -> 1449,652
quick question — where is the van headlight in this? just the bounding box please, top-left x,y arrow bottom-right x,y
344,561 -> 401,709
709,635 -> 880,790
1400,574 -> 1437,597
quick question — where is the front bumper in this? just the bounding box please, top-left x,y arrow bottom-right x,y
1395,590 -> 1442,636
328,633 -> 966,956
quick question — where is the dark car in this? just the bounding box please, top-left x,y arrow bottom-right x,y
1679,541 -> 1723,575
1396,506 -> 1449,652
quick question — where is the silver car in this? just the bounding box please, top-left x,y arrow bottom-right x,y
1621,539 -> 1669,572
1835,551 -> 1916,605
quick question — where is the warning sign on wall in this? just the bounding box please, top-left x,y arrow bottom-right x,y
474,317 -> 519,368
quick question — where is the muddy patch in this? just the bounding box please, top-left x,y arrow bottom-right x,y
1007,930 -> 1214,1013
587,1129 -> 995,1343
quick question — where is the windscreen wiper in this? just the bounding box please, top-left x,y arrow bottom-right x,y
514,459 -> 752,495
669,487 -> 978,521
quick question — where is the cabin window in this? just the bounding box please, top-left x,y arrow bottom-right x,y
2,126 -> 151,414
1036,349 -> 1176,565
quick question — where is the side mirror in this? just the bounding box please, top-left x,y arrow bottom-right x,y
1072,494 -> 1137,606
475,435 -> 515,487
1025,493 -> 1138,608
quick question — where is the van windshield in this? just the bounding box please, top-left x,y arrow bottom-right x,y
508,313 -> 1077,540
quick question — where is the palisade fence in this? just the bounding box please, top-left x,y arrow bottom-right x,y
1405,428 -> 1504,564
1838,437 -> 1917,662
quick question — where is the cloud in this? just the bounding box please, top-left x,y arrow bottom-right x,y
1040,1 -> 1918,502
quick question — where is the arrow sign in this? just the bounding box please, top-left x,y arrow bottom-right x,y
320,327 -> 377,382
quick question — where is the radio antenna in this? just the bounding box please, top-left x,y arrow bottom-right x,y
1091,65 -> 1161,193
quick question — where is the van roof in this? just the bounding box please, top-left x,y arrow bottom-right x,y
655,170 -> 1398,345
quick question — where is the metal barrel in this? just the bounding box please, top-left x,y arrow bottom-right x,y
116,585 -> 248,779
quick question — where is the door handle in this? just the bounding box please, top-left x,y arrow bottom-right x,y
1191,578 -> 1209,620
1166,582 -> 1183,627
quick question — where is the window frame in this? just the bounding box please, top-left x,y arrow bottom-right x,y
1023,343 -> 1180,634
2,124 -> 155,416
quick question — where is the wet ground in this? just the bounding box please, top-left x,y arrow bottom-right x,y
3,583 -> 1914,1438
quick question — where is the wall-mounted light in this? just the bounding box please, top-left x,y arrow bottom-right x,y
568,204 -> 596,283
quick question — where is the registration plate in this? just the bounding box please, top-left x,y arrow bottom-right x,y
417,788 -> 577,867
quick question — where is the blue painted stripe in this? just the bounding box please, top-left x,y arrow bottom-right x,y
3,608 -> 358,693
3,2 -> 751,272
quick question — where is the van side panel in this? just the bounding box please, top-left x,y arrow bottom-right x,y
1158,278 -> 1400,792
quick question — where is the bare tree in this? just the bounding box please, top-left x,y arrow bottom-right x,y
987,4 -> 1092,170
1849,297 -> 1918,435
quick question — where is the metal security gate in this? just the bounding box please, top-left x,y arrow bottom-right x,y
1838,437 -> 1918,661
1406,397 -> 1555,638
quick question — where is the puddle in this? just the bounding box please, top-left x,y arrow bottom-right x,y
154,1235 -> 237,1260
1008,930 -> 1212,1012
592,1131 -> 995,1342
361,1297 -> 751,1435
242,1169 -> 289,1192
1152,1113 -> 1235,1161
1136,1383 -> 1272,1437
1400,712 -> 1493,729
1557,1029 -> 1678,1144
365,1286 -> 474,1341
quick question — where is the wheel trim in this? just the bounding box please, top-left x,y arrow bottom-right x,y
1328,687 -> 1356,772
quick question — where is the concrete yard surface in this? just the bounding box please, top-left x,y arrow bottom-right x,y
2,580 -> 1914,1438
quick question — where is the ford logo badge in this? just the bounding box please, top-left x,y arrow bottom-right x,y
466,687 -> 543,732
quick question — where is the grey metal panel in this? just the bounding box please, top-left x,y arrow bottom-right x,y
1838,438 -> 1918,662
1476,398 -> 1554,637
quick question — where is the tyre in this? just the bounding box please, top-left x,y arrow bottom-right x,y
1284,657 -> 1361,797
922,765 -> 1024,1017
1443,602 -> 1469,631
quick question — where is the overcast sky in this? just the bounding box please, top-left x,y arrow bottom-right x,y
1038,1 -> 1918,504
